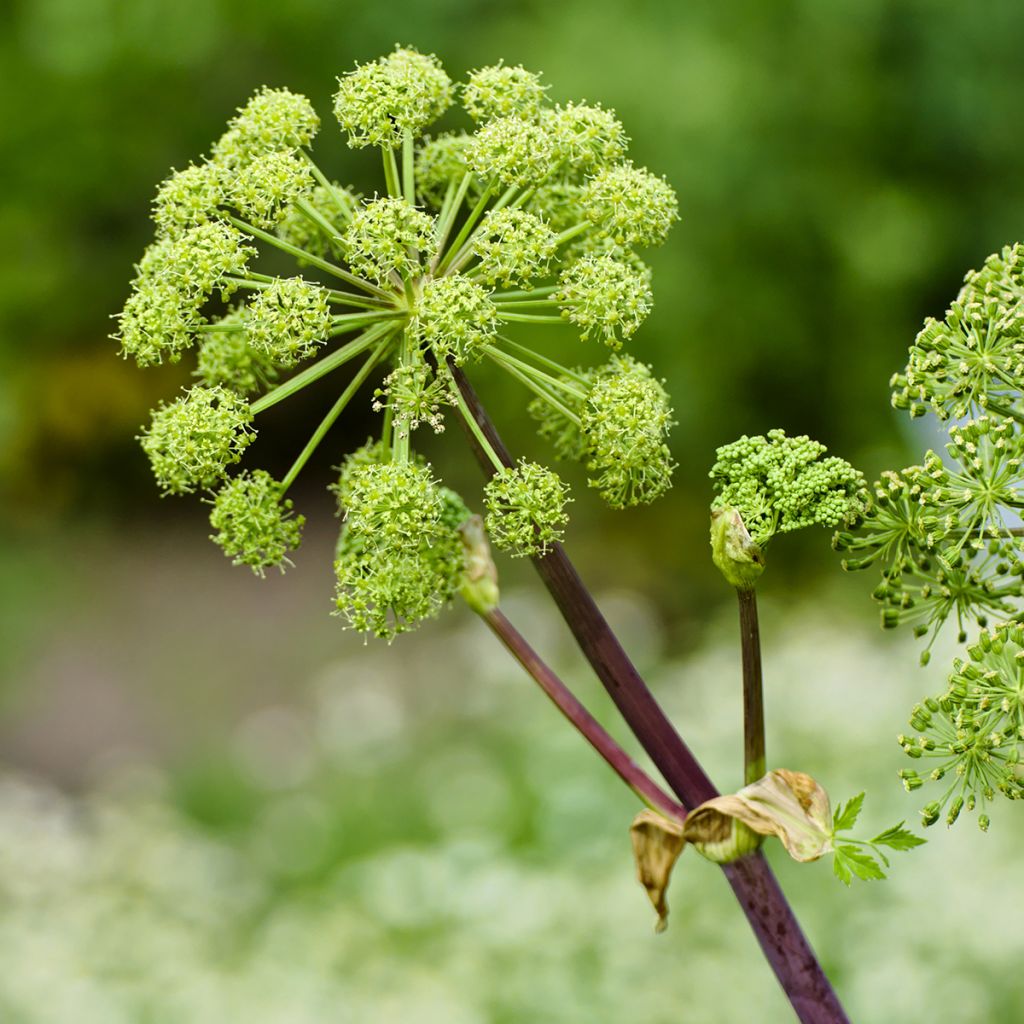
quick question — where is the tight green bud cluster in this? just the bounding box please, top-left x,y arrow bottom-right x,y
119,48 -> 679,615
209,470 -> 305,575
710,430 -> 866,549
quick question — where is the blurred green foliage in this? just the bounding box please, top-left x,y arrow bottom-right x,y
5,0 -> 1024,532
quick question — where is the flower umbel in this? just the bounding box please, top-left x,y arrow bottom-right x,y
118,47 -> 679,635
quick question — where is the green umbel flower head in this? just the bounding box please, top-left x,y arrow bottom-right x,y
139,386 -> 255,495
556,254 -> 653,346
334,46 -> 453,149
473,209 -> 557,288
195,310 -> 280,395
581,356 -> 675,508
462,63 -> 546,123
412,276 -> 499,362
342,197 -> 435,282
120,49 -> 680,633
334,460 -> 470,639
710,430 -> 866,549
209,470 -> 305,575
246,277 -> 333,368
484,461 -> 571,557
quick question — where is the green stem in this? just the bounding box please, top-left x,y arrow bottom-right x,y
497,312 -> 568,324
436,186 -> 494,274
251,322 -> 398,415
391,328 -> 412,465
492,299 -> 560,309
402,129 -> 416,206
496,337 -> 587,384
431,172 -> 473,269
227,216 -> 391,300
444,359 -> 506,472
490,285 -> 561,301
294,197 -> 345,247
383,147 -> 401,198
444,184 -> 521,275
328,311 -> 405,337
280,337 -> 390,493
300,151 -> 355,219
985,399 -> 1024,426
484,352 -> 581,423
554,222 -> 591,246
483,345 -> 586,402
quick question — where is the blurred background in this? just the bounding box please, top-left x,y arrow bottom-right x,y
2,0 -> 1024,1019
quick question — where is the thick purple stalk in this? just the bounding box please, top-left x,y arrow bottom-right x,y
738,587 -> 766,785
450,362 -> 850,1024
483,606 -> 685,820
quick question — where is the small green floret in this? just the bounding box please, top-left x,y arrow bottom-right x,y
210,470 -> 305,575
342,197 -> 435,282
473,208 -> 557,288
246,277 -> 332,368
710,430 -> 866,548
333,460 -> 469,639
225,151 -> 314,229
484,461 -> 571,557
413,276 -> 499,362
468,115 -> 556,189
195,310 -> 279,395
334,46 -> 453,149
139,385 -> 255,495
462,63 -> 546,123
556,254 -> 653,346
212,86 -> 320,166
582,163 -> 679,248
581,356 -> 675,508
152,163 -> 226,238
542,103 -> 628,175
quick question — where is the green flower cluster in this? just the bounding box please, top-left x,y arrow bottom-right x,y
484,461 -> 571,557
898,623 -> 1024,831
709,430 -> 866,549
333,456 -> 469,639
527,355 -> 675,509
119,47 -> 680,633
209,470 -> 305,575
845,243 -> 1024,827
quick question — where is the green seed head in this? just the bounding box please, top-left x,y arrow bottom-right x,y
415,132 -> 477,208
412,275 -> 499,363
195,309 -> 279,395
212,86 -> 320,166
224,150 -> 314,229
468,115 -> 556,189
542,102 -> 628,176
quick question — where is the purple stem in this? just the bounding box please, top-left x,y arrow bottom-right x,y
450,362 -> 850,1024
484,606 -> 686,820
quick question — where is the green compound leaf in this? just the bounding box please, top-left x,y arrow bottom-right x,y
831,792 -> 865,833
832,845 -> 886,886
870,823 -> 928,851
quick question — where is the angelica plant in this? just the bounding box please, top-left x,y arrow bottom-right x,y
836,244 -> 1024,832
117,47 -> 877,1024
